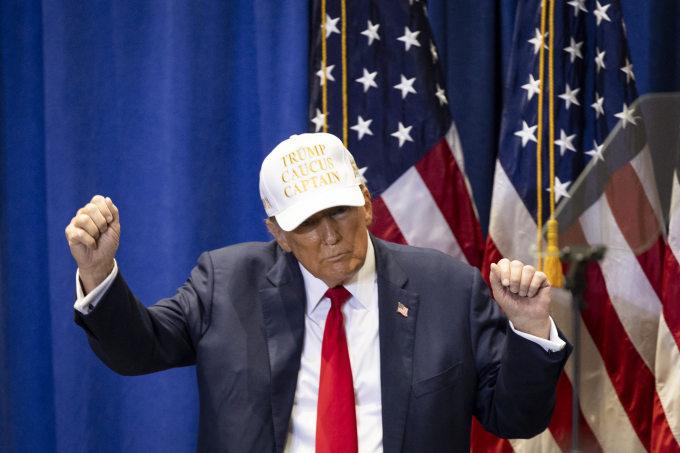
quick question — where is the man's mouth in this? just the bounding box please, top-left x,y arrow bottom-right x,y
325,251 -> 350,262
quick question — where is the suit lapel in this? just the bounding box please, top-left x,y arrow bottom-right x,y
260,248 -> 306,453
373,237 -> 419,453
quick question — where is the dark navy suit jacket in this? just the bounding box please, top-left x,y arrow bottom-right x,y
75,235 -> 571,452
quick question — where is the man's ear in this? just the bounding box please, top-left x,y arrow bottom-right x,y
266,218 -> 293,252
361,186 -> 373,226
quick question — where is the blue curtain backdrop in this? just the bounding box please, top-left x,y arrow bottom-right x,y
0,0 -> 677,451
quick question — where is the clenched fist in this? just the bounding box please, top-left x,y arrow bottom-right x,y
65,195 -> 120,294
489,258 -> 551,340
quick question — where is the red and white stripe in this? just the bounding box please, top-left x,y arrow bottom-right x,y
653,169 -> 680,452
369,123 -> 484,268
476,146 -> 680,453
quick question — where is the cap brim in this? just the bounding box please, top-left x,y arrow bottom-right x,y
275,185 -> 366,231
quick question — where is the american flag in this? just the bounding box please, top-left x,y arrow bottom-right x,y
397,302 -> 409,318
662,157 -> 680,453
480,0 -> 680,452
308,0 -> 484,269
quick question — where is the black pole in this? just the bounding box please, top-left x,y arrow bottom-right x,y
571,292 -> 582,453
560,245 -> 606,453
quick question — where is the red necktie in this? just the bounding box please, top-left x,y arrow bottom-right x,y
316,286 -> 358,453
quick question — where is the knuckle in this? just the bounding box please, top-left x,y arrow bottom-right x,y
81,231 -> 95,245
92,211 -> 105,223
75,213 -> 90,225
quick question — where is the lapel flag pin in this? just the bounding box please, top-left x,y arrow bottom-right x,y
397,302 -> 409,318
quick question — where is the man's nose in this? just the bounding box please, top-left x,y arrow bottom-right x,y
318,217 -> 341,245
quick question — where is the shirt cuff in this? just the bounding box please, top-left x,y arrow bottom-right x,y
74,260 -> 118,315
508,317 -> 566,353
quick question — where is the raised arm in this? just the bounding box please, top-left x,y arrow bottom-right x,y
66,195 -> 203,376
472,259 -> 571,438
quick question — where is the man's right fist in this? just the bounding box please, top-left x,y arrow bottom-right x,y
65,195 -> 120,294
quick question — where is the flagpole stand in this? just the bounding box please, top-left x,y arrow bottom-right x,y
559,245 -> 606,453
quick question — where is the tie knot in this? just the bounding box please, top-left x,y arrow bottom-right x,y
324,286 -> 352,310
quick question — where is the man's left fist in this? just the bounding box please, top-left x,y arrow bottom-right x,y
489,259 -> 551,339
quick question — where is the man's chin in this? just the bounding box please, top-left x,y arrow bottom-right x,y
322,263 -> 363,286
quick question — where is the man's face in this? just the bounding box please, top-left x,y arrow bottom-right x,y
268,188 -> 373,288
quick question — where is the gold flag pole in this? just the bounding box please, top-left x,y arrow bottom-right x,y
341,0 -> 348,147
535,0 -> 548,272
321,0 -> 328,133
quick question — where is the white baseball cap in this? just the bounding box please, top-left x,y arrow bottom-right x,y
259,133 -> 365,231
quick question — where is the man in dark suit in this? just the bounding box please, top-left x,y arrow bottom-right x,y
66,133 -> 571,452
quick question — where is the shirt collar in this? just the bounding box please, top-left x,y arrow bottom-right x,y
298,231 -> 376,315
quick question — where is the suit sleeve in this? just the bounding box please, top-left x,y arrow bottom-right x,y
469,268 -> 572,439
73,251 -> 215,376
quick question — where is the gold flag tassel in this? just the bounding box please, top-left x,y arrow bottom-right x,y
543,0 -> 563,287
545,219 -> 563,287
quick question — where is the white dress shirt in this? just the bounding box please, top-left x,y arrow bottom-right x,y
284,235 -> 382,453
75,259 -> 119,313
74,236 -> 566,453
